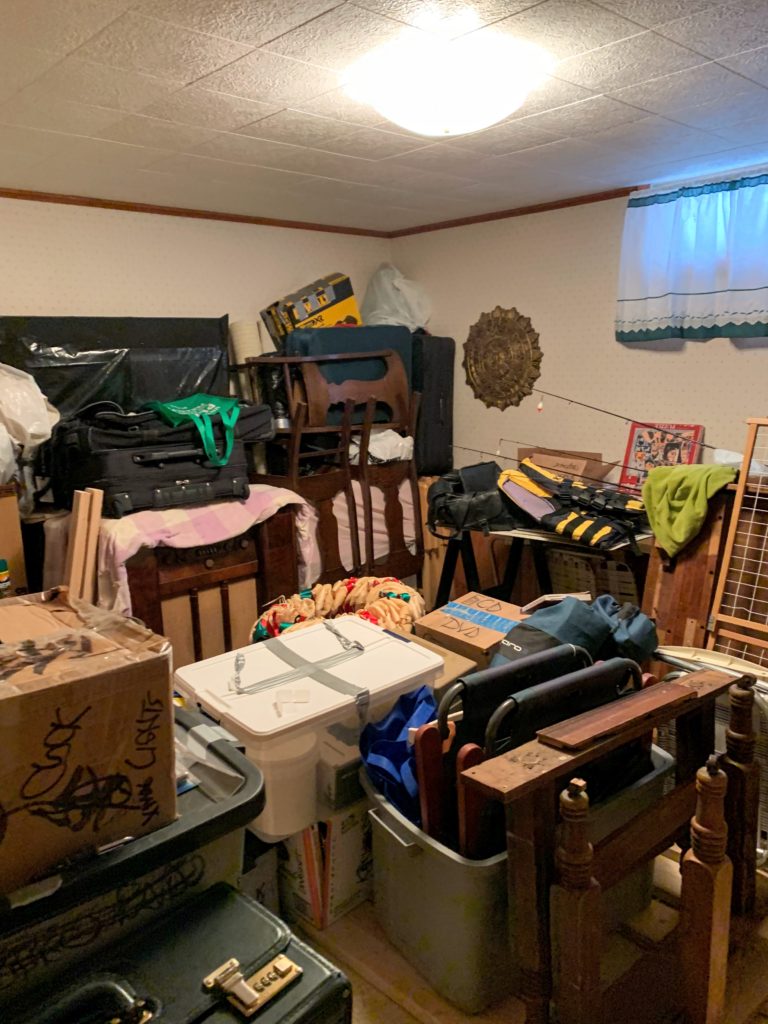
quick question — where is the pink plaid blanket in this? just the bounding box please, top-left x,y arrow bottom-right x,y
97,485 -> 319,616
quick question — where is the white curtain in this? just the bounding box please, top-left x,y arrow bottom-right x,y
615,173 -> 768,343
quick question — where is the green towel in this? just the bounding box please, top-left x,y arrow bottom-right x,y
642,465 -> 736,557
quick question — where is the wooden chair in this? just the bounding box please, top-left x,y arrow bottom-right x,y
247,350 -> 423,584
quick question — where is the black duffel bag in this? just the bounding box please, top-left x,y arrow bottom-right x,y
427,461 -> 524,539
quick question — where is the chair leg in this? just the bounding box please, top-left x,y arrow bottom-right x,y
679,755 -> 732,1024
551,779 -> 603,1024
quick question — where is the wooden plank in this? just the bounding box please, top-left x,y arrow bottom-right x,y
462,670 -> 732,804
592,781 -> 697,890
536,683 -> 698,752
82,486 -> 103,604
641,490 -> 729,649
713,612 -> 768,637
63,490 -> 91,600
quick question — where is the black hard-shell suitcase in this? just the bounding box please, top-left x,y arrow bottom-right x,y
7,884 -> 352,1024
412,334 -> 454,476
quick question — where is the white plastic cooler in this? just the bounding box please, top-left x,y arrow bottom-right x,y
174,618 -> 444,841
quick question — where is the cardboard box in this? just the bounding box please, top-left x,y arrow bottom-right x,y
414,592 -> 524,668
396,631 -> 477,698
0,588 -> 176,894
517,448 -> 615,482
278,799 -> 372,929
317,724 -> 365,811
260,273 -> 361,347
0,485 -> 27,596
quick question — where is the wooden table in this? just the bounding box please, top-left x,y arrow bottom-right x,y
433,526 -> 652,608
462,668 -> 760,1024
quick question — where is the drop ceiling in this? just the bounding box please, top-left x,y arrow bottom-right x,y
2,0 -> 768,233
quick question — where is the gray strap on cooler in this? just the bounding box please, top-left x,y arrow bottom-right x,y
267,638 -> 371,723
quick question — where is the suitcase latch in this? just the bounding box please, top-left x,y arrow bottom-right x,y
203,955 -> 302,1018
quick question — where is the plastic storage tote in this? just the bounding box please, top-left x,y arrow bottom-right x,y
174,619 -> 444,841
0,707 -> 265,1010
363,745 -> 675,1014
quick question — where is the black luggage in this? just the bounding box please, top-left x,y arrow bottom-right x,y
48,402 -> 273,517
7,885 -> 352,1024
412,333 -> 455,476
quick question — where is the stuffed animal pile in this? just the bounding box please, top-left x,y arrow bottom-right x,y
252,576 -> 426,640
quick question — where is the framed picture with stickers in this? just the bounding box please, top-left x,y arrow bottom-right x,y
620,422 -> 704,493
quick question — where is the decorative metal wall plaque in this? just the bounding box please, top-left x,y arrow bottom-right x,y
462,306 -> 542,411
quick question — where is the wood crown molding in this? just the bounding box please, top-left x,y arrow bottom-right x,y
0,184 -> 643,240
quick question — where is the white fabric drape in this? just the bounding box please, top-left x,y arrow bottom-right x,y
615,173 -> 768,342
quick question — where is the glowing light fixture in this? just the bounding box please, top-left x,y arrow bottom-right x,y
341,6 -> 555,138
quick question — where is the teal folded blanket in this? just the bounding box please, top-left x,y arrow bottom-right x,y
642,465 -> 736,557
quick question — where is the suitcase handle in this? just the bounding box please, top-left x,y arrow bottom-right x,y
31,977 -> 154,1024
132,447 -> 209,463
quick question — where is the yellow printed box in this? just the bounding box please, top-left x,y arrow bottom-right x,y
260,273 -> 361,346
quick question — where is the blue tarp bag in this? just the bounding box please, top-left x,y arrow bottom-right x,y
360,685 -> 437,826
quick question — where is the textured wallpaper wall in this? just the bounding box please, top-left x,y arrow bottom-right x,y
394,196 -> 762,465
0,198 -> 389,328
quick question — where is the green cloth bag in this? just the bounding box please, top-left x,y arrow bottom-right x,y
147,393 -> 240,467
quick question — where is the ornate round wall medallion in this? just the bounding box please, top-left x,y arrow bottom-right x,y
462,306 -> 543,411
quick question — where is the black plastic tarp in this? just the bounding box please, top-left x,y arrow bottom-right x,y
0,315 -> 229,416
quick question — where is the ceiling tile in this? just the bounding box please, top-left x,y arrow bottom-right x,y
447,120 -> 563,156
262,4 -> 407,71
665,90 -> 768,131
290,87 -> 387,128
518,95 -> 649,135
713,113 -> 768,144
95,114 -> 219,150
75,12 -> 254,84
20,58 -> 177,111
0,123 -> 73,158
199,50 -> 338,105
585,114 -> 734,159
554,31 -> 708,91
349,0 -> 541,29
609,62 -> 757,114
143,150 -> 307,188
0,40 -> 61,103
237,109 -> 353,147
190,132 -> 304,167
592,0 -> 719,29
141,87 -> 278,130
52,136 -> 173,171
0,93 -> 125,135
639,140 -> 768,184
312,123 -> 428,158
657,2 -> 768,60
493,0 -> 645,60
134,0 -> 343,46
0,0 -> 135,57
505,76 -> 595,119
0,148 -> 48,182
721,45 -> 768,88
383,142 -> 497,175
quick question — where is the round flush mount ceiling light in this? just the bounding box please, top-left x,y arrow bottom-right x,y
341,8 -> 555,138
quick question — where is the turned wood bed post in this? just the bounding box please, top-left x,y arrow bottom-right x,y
722,674 -> 759,916
680,755 -> 732,1024
551,778 -> 602,1024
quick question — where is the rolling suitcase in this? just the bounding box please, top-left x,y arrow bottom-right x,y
7,884 -> 352,1024
48,402 -> 272,516
412,333 -> 454,477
